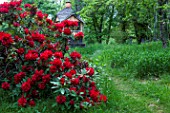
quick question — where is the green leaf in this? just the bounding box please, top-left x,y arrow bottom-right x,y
60,88 -> 65,95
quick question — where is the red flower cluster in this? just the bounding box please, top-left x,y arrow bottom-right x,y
0,0 -> 22,13
21,79 -> 31,92
25,50 -> 38,61
86,67 -> 95,76
18,96 -> 27,107
63,28 -> 71,35
0,7 -> 9,13
1,82 -> 10,90
54,51 -> 63,59
40,50 -> 53,61
56,95 -> 66,104
16,48 -> 25,55
74,32 -> 84,40
24,4 -> 32,8
31,32 -> 45,43
31,70 -> 44,82
0,1 -> 107,110
36,11 -> 44,20
29,100 -> 36,107
0,32 -> 14,47
14,72 -> 26,84
46,18 -> 53,25
71,78 -> 80,85
62,20 -> 78,27
51,58 -> 62,66
70,51 -> 81,60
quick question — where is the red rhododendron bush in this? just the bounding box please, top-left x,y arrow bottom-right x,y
0,0 -> 107,110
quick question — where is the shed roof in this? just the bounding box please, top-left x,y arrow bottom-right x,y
57,7 -> 84,23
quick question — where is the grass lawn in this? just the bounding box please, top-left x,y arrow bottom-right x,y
1,42 -> 170,113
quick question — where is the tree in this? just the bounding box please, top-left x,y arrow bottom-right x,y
158,0 -> 169,48
80,0 -> 115,43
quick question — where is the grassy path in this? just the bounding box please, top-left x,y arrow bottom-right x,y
112,76 -> 164,113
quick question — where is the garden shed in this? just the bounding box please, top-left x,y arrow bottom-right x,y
56,0 -> 85,47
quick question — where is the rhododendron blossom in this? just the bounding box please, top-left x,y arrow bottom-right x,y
18,96 -> 27,107
74,32 -> 84,40
1,82 -> 10,90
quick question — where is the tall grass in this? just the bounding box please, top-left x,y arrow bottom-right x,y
75,41 -> 170,78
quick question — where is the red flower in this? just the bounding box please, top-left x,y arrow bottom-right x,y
22,65 -> 33,72
74,32 -> 84,40
69,87 -> 77,92
32,90 -> 39,98
86,67 -> 94,76
60,78 -> 65,85
70,100 -> 74,105
100,94 -> 107,102
70,70 -> 76,75
50,65 -> 57,73
1,82 -> 10,90
14,35 -> 22,42
28,41 -> 34,47
31,70 -> 44,82
38,82 -> 46,90
71,78 -> 80,85
18,96 -> 27,107
25,50 -> 38,61
50,59 -> 62,67
31,32 -> 45,43
24,28 -> 29,34
40,50 -> 53,61
16,48 -> 24,55
24,4 -> 32,8
65,72 -> 72,79
46,18 -> 53,25
21,81 -> 31,92
42,74 -> 51,83
0,8 -> 9,13
63,61 -> 72,69
70,51 -> 81,60
66,46 -> 69,51
56,95 -> 66,104
29,100 -> 36,107
83,76 -> 89,83
62,20 -> 78,27
78,87 -> 86,97
64,57 -> 70,61
0,32 -> 14,47
55,23 -> 64,29
90,81 -> 96,87
20,11 -> 29,18
63,28 -> 71,35
36,11 -> 44,20
89,90 -> 100,102
13,22 -> 20,27
54,51 -> 63,59
14,72 -> 26,84
71,21 -> 78,27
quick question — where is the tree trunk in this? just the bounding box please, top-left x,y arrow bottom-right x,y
121,21 -> 127,43
158,0 -> 169,48
106,5 -> 114,44
97,14 -> 104,43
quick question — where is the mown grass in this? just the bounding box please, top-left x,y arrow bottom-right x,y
1,41 -> 170,113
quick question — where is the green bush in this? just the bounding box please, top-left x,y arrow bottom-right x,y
135,51 -> 170,78
109,42 -> 170,78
